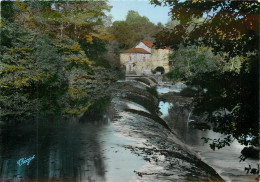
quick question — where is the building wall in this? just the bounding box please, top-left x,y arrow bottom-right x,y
134,54 -> 152,74
135,42 -> 151,53
150,48 -> 170,73
120,53 -> 151,75
120,47 -> 171,75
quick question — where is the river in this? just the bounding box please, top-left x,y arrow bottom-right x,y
0,80 -> 226,181
0,113 -> 146,181
157,83 -> 259,182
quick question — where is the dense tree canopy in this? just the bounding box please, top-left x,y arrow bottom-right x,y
0,1 -> 120,122
110,10 -> 164,49
165,45 -> 218,81
152,0 -> 259,149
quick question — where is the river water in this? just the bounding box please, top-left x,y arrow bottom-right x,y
1,81 -> 252,182
157,84 -> 259,182
0,113 -> 145,181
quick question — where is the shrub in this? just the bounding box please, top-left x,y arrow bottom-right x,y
165,68 -> 184,81
93,57 -> 111,68
180,87 -> 197,97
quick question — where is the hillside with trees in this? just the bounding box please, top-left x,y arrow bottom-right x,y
110,10 -> 163,49
0,1 -> 121,122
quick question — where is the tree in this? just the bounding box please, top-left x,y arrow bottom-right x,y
110,21 -> 137,48
1,1 -> 15,22
24,1 -> 111,40
152,1 -> 258,56
110,10 -> 162,49
0,1 -> 119,121
151,0 -> 259,150
166,45 -> 218,81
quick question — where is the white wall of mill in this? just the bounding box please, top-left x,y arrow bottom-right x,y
135,42 -> 151,53
150,49 -> 170,73
120,53 -> 152,75
120,46 -> 171,75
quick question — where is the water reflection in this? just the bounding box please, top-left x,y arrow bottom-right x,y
0,111 -> 144,182
0,116 -> 107,181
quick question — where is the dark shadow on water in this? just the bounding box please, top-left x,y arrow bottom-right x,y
0,113 -> 111,181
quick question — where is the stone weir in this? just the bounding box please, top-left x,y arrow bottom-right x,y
111,80 -> 224,182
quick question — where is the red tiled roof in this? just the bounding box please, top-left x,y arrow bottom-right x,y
141,40 -> 170,50
121,48 -> 151,54
161,46 -> 170,50
141,41 -> 154,48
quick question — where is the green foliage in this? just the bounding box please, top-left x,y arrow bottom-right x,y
110,10 -> 164,49
152,1 -> 259,57
152,0 -> 259,150
179,87 -> 197,97
167,45 -> 218,81
88,96 -> 111,113
110,21 -> 137,49
191,55 -> 258,148
93,57 -> 111,69
1,1 -> 15,22
29,1 -> 111,40
202,136 -> 233,151
0,20 -> 96,121
81,96 -> 111,119
0,1 -> 120,123
66,58 -> 94,74
79,38 -> 111,68
165,68 -> 184,81
65,104 -> 93,115
35,38 -> 64,75
0,17 -> 25,48
125,10 -> 149,24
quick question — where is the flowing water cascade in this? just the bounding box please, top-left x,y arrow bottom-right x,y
110,80 -> 222,181
0,80 -> 223,182
158,83 -> 259,182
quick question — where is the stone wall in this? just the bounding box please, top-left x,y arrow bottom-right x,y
150,49 -> 171,73
120,48 -> 171,75
120,53 -> 152,75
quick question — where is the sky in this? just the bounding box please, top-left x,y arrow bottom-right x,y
108,0 -> 172,25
